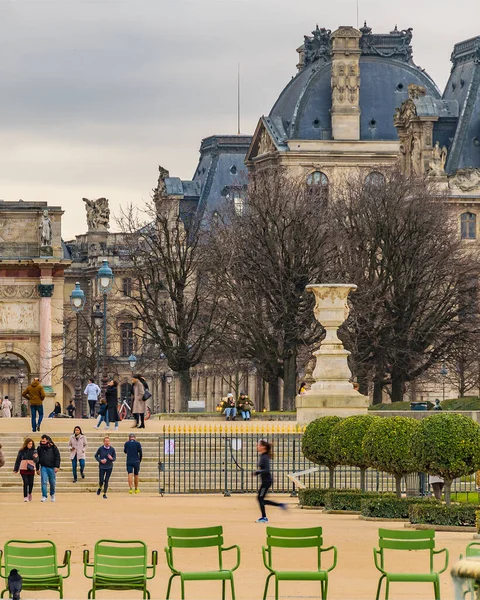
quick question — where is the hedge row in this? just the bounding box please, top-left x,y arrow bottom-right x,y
298,488 -> 393,511
361,496 -> 439,519
409,503 -> 479,527
298,488 -> 331,507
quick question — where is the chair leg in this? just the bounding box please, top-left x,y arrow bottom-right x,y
166,575 -> 175,600
385,579 -> 389,600
181,577 -> 185,600
222,580 -> 226,600
0,587 -> 7,599
275,577 -> 279,600
230,575 -> 236,600
263,573 -> 273,600
146,586 -> 151,599
434,578 -> 440,600
375,575 -> 385,600
323,577 -> 329,600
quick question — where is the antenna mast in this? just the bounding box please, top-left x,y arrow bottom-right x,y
237,63 -> 241,135
356,0 -> 359,29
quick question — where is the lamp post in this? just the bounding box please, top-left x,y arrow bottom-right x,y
18,371 -> 25,417
96,260 -> 114,397
440,363 -> 448,402
92,303 -> 103,386
70,282 -> 86,417
166,370 -> 173,413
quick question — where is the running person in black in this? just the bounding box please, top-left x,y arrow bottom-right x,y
94,436 -> 116,499
254,440 -> 287,523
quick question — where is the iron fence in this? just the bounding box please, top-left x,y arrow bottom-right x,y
157,426 -> 479,496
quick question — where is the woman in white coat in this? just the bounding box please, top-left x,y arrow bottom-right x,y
69,426 -> 87,483
1,396 -> 12,418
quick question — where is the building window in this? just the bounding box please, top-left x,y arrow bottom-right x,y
120,322 -> 134,356
307,171 -> 328,187
461,212 -> 476,239
122,278 -> 132,296
365,171 -> 385,186
225,187 -> 246,215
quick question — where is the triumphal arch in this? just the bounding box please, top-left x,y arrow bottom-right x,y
0,200 -> 70,415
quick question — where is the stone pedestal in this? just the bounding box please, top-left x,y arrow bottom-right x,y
296,284 -> 369,424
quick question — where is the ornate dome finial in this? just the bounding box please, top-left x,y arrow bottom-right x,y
360,21 -> 372,35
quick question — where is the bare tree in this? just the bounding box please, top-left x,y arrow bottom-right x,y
210,167 -> 329,410
329,169 -> 480,402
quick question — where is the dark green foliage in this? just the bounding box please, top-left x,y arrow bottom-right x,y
331,414 -> 378,470
324,490 -> 393,512
302,416 -> 342,469
409,503 -> 479,527
361,496 -> 439,519
297,488 -> 332,507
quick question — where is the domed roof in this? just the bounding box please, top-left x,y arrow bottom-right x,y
269,25 -> 441,141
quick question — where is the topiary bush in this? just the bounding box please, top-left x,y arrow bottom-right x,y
330,414 -> 379,491
302,416 -> 342,487
411,413 -> 480,505
363,416 -> 420,498
323,489 -> 391,512
361,496 -> 439,520
409,502 -> 479,527
298,488 -> 332,507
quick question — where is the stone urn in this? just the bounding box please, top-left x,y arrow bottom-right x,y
296,283 -> 369,424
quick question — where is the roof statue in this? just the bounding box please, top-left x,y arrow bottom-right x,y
303,26 -> 332,68
428,142 -> 448,177
82,198 -> 110,231
39,209 -> 53,246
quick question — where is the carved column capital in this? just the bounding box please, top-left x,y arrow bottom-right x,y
38,284 -> 54,298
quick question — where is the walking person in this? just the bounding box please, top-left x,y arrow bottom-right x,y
95,436 -> 116,499
94,399 -> 109,429
2,396 -> 12,418
69,426 -> 87,483
131,376 -> 146,429
84,378 -> 101,419
13,438 -> 39,501
124,433 -> 142,494
22,377 -> 46,433
106,380 -> 120,430
36,435 -> 60,502
429,474 -> 444,500
254,440 -> 287,523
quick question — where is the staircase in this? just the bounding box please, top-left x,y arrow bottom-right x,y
0,429 -> 161,494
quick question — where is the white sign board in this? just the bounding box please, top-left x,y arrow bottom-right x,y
164,439 -> 175,455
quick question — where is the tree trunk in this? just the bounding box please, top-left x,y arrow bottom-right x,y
177,369 -> 191,412
358,375 -> 369,397
444,479 -> 452,506
372,379 -> 383,405
391,373 -> 404,403
268,378 -> 280,411
360,468 -> 367,492
283,348 -> 297,411
328,467 -> 335,489
395,474 -> 402,498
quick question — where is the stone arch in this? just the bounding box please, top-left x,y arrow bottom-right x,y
0,346 -> 35,377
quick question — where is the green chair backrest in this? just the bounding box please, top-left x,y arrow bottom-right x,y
466,543 -> 480,558
266,527 -> 323,549
94,540 -> 147,579
166,526 -> 224,550
4,540 -> 58,579
378,528 -> 435,552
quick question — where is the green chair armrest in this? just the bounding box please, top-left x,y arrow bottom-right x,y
433,547 -> 449,574
147,550 -> 158,580
320,545 -> 338,572
373,548 -> 385,574
164,547 -> 179,574
262,546 -> 274,573
0,549 -> 4,579
221,545 -> 241,571
83,549 -> 94,579
59,550 -> 71,578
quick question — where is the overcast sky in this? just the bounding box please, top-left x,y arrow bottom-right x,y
0,0 -> 478,238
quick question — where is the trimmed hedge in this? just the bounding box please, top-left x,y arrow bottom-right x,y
409,503 -> 479,527
324,490 -> 393,511
361,496 -> 438,519
298,488 -> 332,507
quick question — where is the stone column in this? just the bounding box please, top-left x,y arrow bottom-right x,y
38,282 -> 54,387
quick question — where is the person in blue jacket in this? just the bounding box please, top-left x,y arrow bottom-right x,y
94,436 -> 116,499
124,433 -> 143,494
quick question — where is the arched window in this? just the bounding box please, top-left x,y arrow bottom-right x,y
365,171 -> 385,186
461,212 -> 477,239
307,171 -> 328,187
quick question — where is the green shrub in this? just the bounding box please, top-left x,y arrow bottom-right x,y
298,488 -> 332,507
330,415 -> 378,491
476,510 -> 480,533
324,489 -> 392,511
411,413 -> 480,505
363,416 -> 420,498
302,416 -> 342,487
361,496 -> 438,519
409,503 -> 479,527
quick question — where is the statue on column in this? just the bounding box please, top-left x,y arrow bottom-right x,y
83,198 -> 110,231
39,210 -> 53,246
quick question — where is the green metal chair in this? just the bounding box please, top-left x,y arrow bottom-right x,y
165,526 -> 240,600
0,539 -> 71,598
261,526 -> 337,600
373,528 -> 449,600
83,539 -> 157,599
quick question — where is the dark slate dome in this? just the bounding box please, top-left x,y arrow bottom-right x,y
269,25 -> 441,141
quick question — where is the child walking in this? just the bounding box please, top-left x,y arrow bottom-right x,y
95,436 -> 116,499
254,440 -> 287,523
94,399 -> 109,429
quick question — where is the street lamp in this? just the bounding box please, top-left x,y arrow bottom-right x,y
70,282 -> 86,417
96,260 -> 114,396
18,371 -> 25,417
440,363 -> 448,402
166,370 -> 173,413
92,303 -> 103,385
128,353 -> 137,373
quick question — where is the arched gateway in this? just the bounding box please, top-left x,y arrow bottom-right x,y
0,201 -> 70,415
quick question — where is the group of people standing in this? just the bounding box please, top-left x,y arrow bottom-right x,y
11,428 -> 143,501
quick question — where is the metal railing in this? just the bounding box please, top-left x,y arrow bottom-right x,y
157,425 -> 478,496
